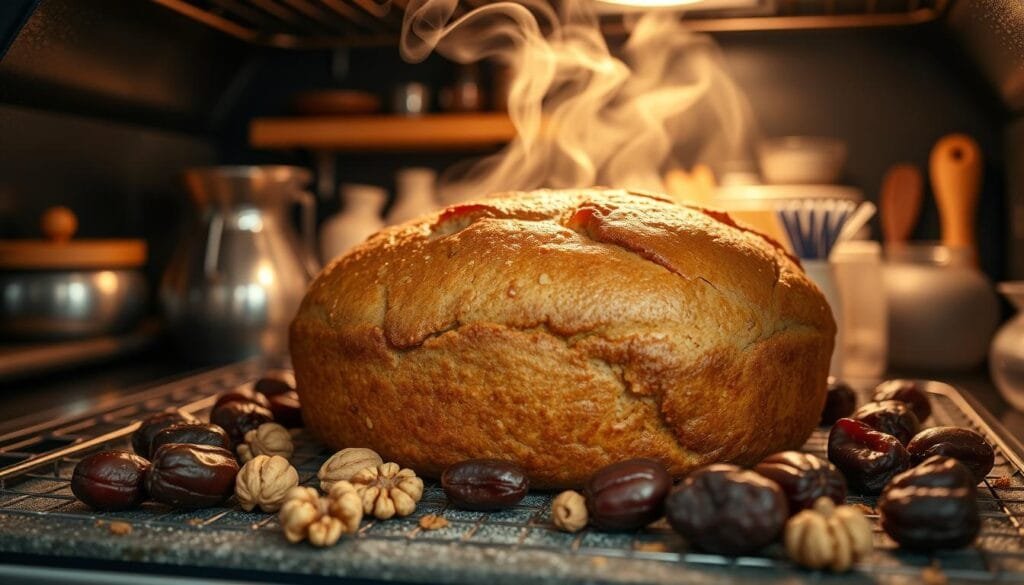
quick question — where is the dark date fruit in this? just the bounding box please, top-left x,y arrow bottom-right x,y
146,444 -> 239,509
820,379 -> 857,426
210,400 -> 274,444
828,418 -> 911,494
584,459 -> 672,531
441,459 -> 529,511
873,379 -> 931,423
266,391 -> 303,428
754,451 -> 847,513
151,422 -> 231,454
665,464 -> 788,555
851,400 -> 920,445
71,450 -> 150,511
879,455 -> 980,550
253,370 -> 296,396
907,426 -> 994,483
131,408 -> 199,458
212,386 -> 271,412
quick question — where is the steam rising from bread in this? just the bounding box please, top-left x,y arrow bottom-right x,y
400,0 -> 755,202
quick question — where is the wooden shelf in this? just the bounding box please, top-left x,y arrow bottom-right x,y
249,113 -> 516,151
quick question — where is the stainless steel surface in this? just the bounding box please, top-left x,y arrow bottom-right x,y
1,365 -> 1024,583
0,322 -> 160,382
149,0 -> 948,49
0,269 -> 147,340
161,166 -> 318,364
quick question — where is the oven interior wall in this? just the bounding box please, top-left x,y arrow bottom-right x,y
0,0 -> 1014,291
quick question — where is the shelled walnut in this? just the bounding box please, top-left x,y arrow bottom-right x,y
551,490 -> 588,533
318,448 -> 383,491
350,462 -> 423,520
237,422 -> 294,463
280,487 -> 323,544
279,485 -> 361,547
327,481 -> 364,533
785,497 -> 873,572
235,455 -> 299,513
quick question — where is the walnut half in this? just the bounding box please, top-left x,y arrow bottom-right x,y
237,422 -> 294,463
235,454 -> 298,513
279,485 -> 363,547
785,497 -> 873,572
350,462 -> 423,520
318,448 -> 383,492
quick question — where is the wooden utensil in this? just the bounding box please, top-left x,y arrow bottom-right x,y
930,133 -> 983,260
880,163 -> 923,245
0,206 -> 146,269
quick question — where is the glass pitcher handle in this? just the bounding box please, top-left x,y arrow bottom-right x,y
203,215 -> 224,279
295,190 -> 320,276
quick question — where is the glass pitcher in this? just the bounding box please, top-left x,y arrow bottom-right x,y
161,166 -> 318,364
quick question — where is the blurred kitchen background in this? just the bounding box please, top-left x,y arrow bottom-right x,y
2,0 -> 1024,423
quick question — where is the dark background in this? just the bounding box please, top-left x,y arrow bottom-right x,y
0,0 -> 1015,287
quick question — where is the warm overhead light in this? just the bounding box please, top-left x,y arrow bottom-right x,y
593,0 -> 760,11
596,0 -> 707,6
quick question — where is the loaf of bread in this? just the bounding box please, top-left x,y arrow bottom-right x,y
291,189 -> 835,488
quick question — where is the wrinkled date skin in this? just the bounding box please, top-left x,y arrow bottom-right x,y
131,409 -> 199,458
441,459 -> 529,511
267,391 -> 303,428
873,379 -> 931,423
851,400 -> 920,445
253,370 -> 296,396
879,455 -> 980,550
210,400 -> 274,444
665,464 -> 788,555
754,451 -> 847,513
820,379 -> 857,426
146,444 -> 239,509
584,458 -> 671,531
907,426 -> 994,483
151,422 -> 231,454
212,387 -> 271,412
71,450 -> 151,511
828,418 -> 911,494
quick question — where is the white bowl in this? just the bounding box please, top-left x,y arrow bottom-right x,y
759,137 -> 847,185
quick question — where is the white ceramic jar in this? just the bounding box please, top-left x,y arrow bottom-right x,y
991,282 -> 1024,411
387,168 -> 438,226
884,244 -> 999,371
319,184 -> 386,263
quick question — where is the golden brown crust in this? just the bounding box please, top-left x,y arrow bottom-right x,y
290,188 -> 835,488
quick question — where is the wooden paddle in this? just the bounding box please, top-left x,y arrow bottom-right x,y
930,133 -> 983,263
880,163 -> 923,246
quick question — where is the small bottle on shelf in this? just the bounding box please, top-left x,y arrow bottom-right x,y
319,184 -> 386,263
386,168 -> 438,226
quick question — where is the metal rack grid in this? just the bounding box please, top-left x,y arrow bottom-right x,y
2,365 -> 1024,583
150,0 -> 949,49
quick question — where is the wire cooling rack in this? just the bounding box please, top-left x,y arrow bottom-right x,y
1,362 -> 1024,584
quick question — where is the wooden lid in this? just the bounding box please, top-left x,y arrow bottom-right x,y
0,207 -> 147,270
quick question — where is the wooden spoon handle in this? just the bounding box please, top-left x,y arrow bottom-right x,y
930,133 -> 982,254
880,164 -> 923,245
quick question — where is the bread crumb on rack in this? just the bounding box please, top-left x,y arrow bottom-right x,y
418,514 -> 449,531
108,521 -> 133,536
992,476 -> 1012,489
